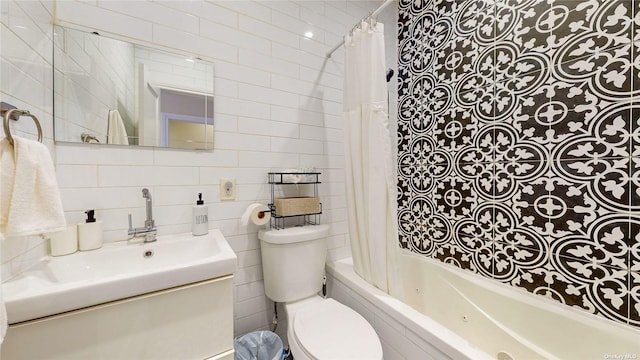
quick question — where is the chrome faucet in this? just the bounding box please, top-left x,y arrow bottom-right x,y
128,188 -> 157,242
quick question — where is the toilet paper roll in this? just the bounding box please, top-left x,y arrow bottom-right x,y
240,203 -> 271,226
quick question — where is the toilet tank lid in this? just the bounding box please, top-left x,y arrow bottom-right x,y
258,224 -> 330,244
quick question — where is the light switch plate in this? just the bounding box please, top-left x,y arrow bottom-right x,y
220,178 -> 236,201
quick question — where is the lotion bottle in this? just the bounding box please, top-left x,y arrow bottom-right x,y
192,193 -> 209,236
78,209 -> 103,251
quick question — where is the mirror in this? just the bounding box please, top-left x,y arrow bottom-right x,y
53,25 -> 215,150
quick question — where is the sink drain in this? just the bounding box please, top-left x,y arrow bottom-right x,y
143,249 -> 154,258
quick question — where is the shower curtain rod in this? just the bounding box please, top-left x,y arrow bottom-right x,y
325,0 -> 394,58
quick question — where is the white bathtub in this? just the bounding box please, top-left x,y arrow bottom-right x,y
326,252 -> 640,360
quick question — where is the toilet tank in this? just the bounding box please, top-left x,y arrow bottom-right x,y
258,225 -> 330,303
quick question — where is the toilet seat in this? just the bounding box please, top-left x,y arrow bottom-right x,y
292,298 -> 382,360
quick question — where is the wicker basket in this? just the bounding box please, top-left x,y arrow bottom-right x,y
274,197 -> 321,216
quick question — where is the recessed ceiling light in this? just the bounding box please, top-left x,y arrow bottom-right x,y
304,31 -> 314,39
185,58 -> 195,63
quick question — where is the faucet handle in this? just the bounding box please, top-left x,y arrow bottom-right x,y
127,214 -> 136,239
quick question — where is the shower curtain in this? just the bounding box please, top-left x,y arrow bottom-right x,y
343,20 -> 400,295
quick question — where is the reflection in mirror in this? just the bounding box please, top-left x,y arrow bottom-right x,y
53,25 -> 215,150
159,88 -> 214,149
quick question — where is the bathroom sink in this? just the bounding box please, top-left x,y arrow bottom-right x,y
3,229 -> 237,324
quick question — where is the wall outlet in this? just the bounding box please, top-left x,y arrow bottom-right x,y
220,178 -> 236,201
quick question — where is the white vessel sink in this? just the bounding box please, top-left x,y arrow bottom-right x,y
3,229 -> 237,324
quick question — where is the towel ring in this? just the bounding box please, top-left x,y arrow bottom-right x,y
81,133 -> 100,143
1,108 -> 44,145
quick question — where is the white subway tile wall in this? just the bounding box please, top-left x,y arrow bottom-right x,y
1,0 -> 388,337
1,0 -> 55,281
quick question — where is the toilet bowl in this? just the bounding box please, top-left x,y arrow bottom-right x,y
258,225 -> 383,360
284,296 -> 382,360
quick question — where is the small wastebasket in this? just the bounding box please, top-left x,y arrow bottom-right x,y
234,330 -> 284,360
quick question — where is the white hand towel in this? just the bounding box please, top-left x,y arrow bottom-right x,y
107,109 -> 129,145
0,137 -> 66,237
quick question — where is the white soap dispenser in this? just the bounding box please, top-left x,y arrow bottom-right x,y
192,193 -> 209,236
78,209 -> 103,251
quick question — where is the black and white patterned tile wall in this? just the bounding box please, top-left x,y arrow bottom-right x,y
397,0 -> 640,327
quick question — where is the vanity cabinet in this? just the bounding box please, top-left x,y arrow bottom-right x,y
2,275 -> 234,360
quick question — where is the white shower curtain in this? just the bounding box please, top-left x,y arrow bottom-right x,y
343,21 -> 400,296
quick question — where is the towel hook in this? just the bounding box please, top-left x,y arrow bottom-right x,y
1,107 -> 44,145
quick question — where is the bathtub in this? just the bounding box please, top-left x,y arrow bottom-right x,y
326,252 -> 640,360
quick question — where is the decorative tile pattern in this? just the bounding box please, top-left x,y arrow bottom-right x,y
398,0 -> 639,328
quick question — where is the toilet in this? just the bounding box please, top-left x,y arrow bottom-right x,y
259,224 -> 383,360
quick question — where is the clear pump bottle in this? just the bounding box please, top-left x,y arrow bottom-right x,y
192,193 -> 208,236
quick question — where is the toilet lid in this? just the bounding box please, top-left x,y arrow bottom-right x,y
293,299 -> 382,359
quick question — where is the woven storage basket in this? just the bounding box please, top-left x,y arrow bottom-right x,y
274,197 -> 321,216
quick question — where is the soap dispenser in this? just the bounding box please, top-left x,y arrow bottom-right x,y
78,209 -> 103,251
192,193 -> 208,236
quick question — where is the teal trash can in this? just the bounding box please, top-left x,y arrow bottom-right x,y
234,330 -> 284,360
